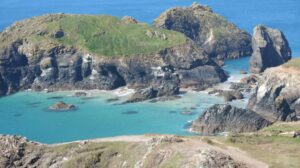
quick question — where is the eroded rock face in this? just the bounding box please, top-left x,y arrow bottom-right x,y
249,25 -> 292,73
154,2 -> 252,60
191,104 -> 271,134
248,66 -> 300,121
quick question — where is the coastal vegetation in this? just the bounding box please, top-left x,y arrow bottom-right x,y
1,14 -> 187,57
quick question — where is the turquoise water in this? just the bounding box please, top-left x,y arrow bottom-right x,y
0,91 -> 224,143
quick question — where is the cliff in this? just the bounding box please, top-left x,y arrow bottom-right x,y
154,2 -> 252,60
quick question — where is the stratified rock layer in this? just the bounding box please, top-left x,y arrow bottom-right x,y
154,2 -> 252,60
249,25 -> 292,73
191,104 -> 271,134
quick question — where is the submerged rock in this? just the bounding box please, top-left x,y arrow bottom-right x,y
154,2 -> 252,60
48,101 -> 76,111
191,104 -> 271,134
73,91 -> 87,97
249,25 -> 292,73
121,111 -> 139,115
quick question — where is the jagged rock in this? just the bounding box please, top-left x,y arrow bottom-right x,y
48,101 -> 76,111
121,16 -> 138,24
248,66 -> 300,121
186,149 -> 247,168
154,2 -> 252,59
249,25 -> 292,73
125,74 -> 180,103
191,104 -> 271,134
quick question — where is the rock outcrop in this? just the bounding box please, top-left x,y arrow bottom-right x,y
191,104 -> 271,134
248,65 -> 300,121
249,25 -> 292,73
48,101 -> 76,111
0,14 -> 227,99
154,2 -> 252,60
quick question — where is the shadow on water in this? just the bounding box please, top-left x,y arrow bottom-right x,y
13,113 -> 23,117
121,111 -> 139,115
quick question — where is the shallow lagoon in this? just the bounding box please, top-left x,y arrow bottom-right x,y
0,58 -> 248,144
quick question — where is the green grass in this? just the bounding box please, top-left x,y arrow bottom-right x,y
218,122 -> 300,168
33,14 -> 186,57
283,58 -> 300,69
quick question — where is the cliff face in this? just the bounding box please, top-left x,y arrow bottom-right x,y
248,65 -> 300,121
154,2 -> 252,60
0,14 -> 227,97
249,25 -> 292,73
191,104 -> 271,134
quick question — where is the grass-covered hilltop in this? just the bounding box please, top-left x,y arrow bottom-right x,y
1,14 -> 187,57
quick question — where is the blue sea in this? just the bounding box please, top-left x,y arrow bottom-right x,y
0,0 -> 299,143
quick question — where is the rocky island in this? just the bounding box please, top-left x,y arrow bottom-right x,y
0,14 -> 227,101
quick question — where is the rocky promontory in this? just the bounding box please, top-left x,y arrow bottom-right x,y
191,104 -> 271,134
249,25 -> 292,73
0,14 -> 227,100
248,59 -> 300,121
154,2 -> 252,60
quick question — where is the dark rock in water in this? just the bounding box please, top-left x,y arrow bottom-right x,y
180,111 -> 196,116
121,111 -> 139,115
48,101 -> 76,111
106,97 -> 120,103
125,74 -> 180,103
248,66 -> 300,122
13,113 -> 22,117
47,96 -> 64,100
249,25 -> 292,73
154,2 -> 252,60
209,89 -> 244,102
169,111 -> 177,114
240,70 -> 248,74
73,91 -> 87,97
191,104 -> 271,134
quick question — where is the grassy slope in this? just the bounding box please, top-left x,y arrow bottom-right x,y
283,58 -> 300,69
28,14 -> 187,57
215,122 -> 300,168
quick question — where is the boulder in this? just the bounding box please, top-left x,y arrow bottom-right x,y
154,2 -> 252,59
125,73 -> 180,103
48,101 -> 76,111
249,25 -> 292,73
191,104 -> 271,134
